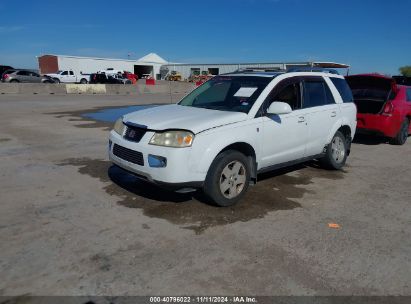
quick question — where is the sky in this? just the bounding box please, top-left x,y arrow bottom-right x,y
0,0 -> 410,74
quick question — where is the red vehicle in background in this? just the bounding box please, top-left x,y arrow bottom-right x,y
346,74 -> 411,145
123,71 -> 138,84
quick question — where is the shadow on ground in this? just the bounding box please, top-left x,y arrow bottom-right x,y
353,134 -> 390,145
58,158 -> 345,234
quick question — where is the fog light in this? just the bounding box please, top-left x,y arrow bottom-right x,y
148,154 -> 167,168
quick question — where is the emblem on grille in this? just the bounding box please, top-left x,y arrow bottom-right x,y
128,129 -> 136,137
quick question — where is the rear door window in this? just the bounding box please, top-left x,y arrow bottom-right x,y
17,71 -> 30,76
331,78 -> 354,103
302,79 -> 334,108
407,88 -> 411,102
69,71 -> 74,75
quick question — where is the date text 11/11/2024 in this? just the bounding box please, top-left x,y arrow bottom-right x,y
149,296 -> 257,303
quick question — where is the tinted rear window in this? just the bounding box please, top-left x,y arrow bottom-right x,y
331,78 -> 354,103
303,80 -> 334,108
407,88 -> 411,102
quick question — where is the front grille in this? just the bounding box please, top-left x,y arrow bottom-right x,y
124,125 -> 146,143
113,144 -> 144,166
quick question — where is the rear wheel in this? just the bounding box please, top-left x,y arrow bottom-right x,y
390,119 -> 409,145
80,78 -> 88,84
53,78 -> 60,84
320,131 -> 348,170
10,79 -> 19,83
203,150 -> 250,207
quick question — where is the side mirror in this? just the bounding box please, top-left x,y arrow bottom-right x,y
267,101 -> 292,115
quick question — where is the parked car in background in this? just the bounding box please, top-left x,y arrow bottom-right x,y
89,73 -> 132,84
123,71 -> 138,84
109,70 -> 356,206
2,70 -> 54,83
45,70 -> 90,84
0,65 -> 14,77
393,76 -> 411,86
346,74 -> 411,145
98,68 -> 123,75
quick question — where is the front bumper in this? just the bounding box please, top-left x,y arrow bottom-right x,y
108,130 -> 205,189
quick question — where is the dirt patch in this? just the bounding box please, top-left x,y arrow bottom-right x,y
0,138 -> 11,142
58,158 -> 345,234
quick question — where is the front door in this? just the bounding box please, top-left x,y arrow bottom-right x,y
259,77 -> 309,168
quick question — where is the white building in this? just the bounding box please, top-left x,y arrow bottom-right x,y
162,62 -> 349,80
38,53 -> 349,80
37,53 -> 168,79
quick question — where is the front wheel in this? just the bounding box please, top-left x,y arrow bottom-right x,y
390,119 -> 409,145
203,150 -> 250,207
320,131 -> 348,170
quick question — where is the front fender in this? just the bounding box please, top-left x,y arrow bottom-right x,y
189,122 -> 260,176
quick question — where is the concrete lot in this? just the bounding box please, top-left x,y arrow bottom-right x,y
0,94 -> 410,296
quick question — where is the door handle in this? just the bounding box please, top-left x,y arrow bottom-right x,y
298,116 -> 305,123
331,111 -> 337,117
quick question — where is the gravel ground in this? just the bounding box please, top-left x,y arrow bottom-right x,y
0,94 -> 410,296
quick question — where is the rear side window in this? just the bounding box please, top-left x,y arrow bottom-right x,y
17,71 -> 30,76
407,88 -> 411,102
331,78 -> 354,103
303,80 -> 335,108
61,71 -> 68,75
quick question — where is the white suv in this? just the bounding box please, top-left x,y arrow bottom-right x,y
109,71 -> 356,206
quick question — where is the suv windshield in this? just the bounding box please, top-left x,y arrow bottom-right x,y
179,76 -> 272,113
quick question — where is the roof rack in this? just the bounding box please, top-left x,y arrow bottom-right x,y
287,67 -> 340,74
234,67 -> 285,73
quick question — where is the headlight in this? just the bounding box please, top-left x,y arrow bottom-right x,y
113,117 -> 125,135
149,130 -> 194,148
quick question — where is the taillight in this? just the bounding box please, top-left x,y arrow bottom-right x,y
3,74 -> 9,79
382,102 -> 394,116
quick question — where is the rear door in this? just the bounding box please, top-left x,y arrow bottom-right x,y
302,77 -> 340,156
69,71 -> 77,82
16,71 -> 30,82
29,72 -> 41,83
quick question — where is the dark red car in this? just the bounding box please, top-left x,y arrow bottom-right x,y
346,74 -> 411,145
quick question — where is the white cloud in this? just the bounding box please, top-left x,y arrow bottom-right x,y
0,26 -> 24,33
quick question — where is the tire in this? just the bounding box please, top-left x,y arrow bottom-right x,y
53,78 -> 60,84
10,79 -> 19,83
390,119 -> 409,145
320,131 -> 348,170
203,150 -> 250,207
80,78 -> 88,84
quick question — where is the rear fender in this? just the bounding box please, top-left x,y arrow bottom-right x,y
326,118 -> 353,145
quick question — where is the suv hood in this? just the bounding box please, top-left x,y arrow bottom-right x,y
122,104 -> 248,134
